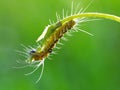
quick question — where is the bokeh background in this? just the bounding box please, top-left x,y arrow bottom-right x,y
0,0 -> 120,90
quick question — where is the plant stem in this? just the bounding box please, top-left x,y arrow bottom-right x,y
62,12 -> 120,23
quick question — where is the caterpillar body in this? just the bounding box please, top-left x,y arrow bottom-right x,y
18,3 -> 120,83
31,20 -> 76,61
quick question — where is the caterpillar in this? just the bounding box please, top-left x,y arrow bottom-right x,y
30,20 -> 75,61
18,2 -> 120,83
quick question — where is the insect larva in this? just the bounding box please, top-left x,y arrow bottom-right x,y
19,2 -> 120,83
30,20 -> 76,61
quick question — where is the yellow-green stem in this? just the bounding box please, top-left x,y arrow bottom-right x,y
62,12 -> 120,23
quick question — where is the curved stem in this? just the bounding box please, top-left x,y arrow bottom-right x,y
62,12 -> 120,23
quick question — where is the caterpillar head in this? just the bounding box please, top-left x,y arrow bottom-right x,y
26,48 -> 46,63
26,49 -> 39,63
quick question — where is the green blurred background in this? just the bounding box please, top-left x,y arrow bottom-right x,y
0,0 -> 120,90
